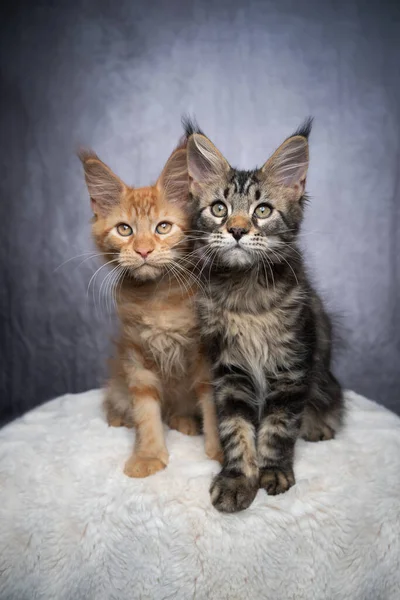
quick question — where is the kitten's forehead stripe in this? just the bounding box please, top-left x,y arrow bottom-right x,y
244,179 -> 256,195
229,170 -> 259,197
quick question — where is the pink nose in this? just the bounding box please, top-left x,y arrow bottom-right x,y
135,248 -> 153,259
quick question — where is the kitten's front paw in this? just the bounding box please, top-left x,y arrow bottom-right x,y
260,467 -> 295,495
124,454 -> 168,478
168,415 -> 200,436
210,472 -> 258,513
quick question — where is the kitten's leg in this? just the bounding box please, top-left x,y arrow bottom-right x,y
195,381 -> 223,463
123,367 -> 169,478
210,366 -> 259,513
258,384 -> 305,496
193,353 -> 223,462
301,372 -> 344,442
104,378 -> 134,428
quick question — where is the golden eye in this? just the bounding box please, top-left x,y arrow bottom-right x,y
254,204 -> 272,219
210,202 -> 228,218
116,223 -> 133,236
156,221 -> 172,234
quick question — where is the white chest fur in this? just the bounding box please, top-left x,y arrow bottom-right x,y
125,302 -> 198,378
200,295 -> 298,396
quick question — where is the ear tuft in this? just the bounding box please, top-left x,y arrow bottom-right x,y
289,116 -> 313,141
181,114 -> 204,138
187,134 -> 230,185
78,149 -> 125,216
156,148 -> 189,205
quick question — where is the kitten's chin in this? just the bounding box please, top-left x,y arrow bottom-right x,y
129,263 -> 163,281
218,246 -> 254,269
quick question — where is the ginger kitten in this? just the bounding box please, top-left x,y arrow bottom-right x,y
79,144 -> 221,478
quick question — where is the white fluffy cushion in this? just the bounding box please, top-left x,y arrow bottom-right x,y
0,389 -> 399,600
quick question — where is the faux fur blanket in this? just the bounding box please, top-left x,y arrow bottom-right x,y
0,389 -> 399,600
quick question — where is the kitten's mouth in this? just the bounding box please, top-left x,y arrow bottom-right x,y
127,262 -> 163,280
137,262 -> 162,271
138,261 -> 160,268
214,242 -> 254,268
228,243 -> 248,253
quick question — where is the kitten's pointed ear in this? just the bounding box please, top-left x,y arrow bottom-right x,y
262,125 -> 311,199
187,134 -> 230,187
78,149 -> 126,216
156,147 -> 189,205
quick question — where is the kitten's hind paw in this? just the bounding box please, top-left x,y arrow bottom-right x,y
210,472 -> 258,513
300,418 -> 335,442
107,415 -> 134,428
168,415 -> 200,436
260,467 -> 295,495
301,423 -> 335,442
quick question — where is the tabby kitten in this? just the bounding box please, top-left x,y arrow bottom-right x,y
185,119 -> 343,512
79,143 -> 221,478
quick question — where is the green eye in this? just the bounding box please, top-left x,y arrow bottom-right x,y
210,202 -> 228,218
156,221 -> 172,234
254,204 -> 272,219
117,223 -> 133,236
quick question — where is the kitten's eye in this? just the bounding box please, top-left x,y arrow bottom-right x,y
156,221 -> 172,235
210,202 -> 228,218
254,204 -> 272,219
116,223 -> 133,236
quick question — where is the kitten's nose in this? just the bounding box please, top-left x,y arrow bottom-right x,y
135,248 -> 153,259
228,227 -> 248,241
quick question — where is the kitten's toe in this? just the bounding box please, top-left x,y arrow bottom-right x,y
260,467 -> 295,495
108,415 -> 124,427
302,423 -> 335,442
105,405 -> 134,428
107,415 -> 134,428
300,400 -> 342,443
210,472 -> 258,513
168,415 -> 200,436
124,454 -> 168,478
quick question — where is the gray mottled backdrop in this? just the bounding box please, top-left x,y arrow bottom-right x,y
1,0 -> 399,424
